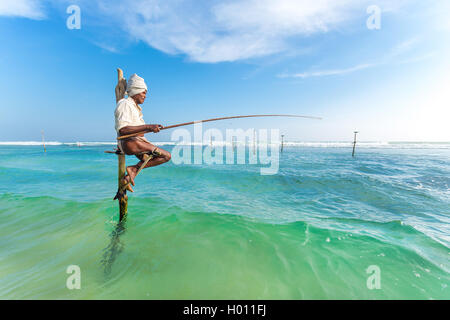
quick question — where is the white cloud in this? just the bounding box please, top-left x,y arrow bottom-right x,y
1,0 -> 417,63
388,37 -> 420,58
279,37 -> 424,79
0,0 -> 45,19
92,41 -> 119,53
278,64 -> 374,78
2,0 -> 435,65
93,0 -> 396,63
399,52 -> 435,65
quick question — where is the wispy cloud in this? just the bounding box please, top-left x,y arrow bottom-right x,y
0,0 -> 45,19
92,41 -> 119,53
91,0 -> 404,63
279,37 -> 425,79
278,64 -> 374,78
2,0 -> 442,66
399,52 -> 435,65
388,37 -> 420,59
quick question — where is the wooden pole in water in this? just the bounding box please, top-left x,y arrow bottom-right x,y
352,131 -> 358,157
118,153 -> 128,221
115,68 -> 128,221
281,134 -> 285,152
41,130 -> 46,153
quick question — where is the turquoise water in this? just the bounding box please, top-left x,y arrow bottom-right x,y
0,144 -> 449,299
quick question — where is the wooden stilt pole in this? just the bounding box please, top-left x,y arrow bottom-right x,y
115,68 -> 128,221
118,153 -> 128,221
281,134 -> 284,152
352,131 -> 358,157
41,130 -> 46,153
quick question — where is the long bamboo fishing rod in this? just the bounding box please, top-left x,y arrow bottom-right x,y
117,114 -> 322,140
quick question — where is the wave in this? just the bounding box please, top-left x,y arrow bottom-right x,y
283,141 -> 450,149
1,191 -> 449,276
0,141 -> 116,146
153,141 -> 450,149
0,141 -> 449,149
0,141 -> 64,146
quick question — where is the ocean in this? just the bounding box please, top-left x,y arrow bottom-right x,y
0,142 -> 449,299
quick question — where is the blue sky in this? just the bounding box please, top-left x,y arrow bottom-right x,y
0,0 -> 449,142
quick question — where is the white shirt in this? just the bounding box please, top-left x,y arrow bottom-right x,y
114,97 -> 146,134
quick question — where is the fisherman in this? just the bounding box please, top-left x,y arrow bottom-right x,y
115,73 -> 171,192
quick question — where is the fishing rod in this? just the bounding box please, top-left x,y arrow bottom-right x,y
117,114 -> 322,140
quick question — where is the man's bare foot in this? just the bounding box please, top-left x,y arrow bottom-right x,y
122,176 -> 134,192
126,166 -> 137,186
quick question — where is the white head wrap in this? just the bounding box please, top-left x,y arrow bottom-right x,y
127,73 -> 148,97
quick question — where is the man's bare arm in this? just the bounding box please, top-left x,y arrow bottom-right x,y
119,124 -> 162,136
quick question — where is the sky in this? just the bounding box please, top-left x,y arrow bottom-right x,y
0,0 -> 449,142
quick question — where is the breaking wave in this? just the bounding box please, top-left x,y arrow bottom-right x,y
1,141 -> 449,149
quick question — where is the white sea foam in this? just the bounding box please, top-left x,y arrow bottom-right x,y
0,141 -> 448,149
64,142 -> 117,146
141,141 -> 450,149
282,141 -> 450,149
0,141 -> 116,146
0,141 -> 64,146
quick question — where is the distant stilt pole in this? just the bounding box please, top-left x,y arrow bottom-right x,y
41,130 -> 46,153
281,135 -> 285,152
352,131 -> 358,157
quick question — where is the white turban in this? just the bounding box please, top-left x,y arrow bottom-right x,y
127,73 -> 148,97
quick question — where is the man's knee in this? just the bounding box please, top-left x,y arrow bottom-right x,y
151,147 -> 170,163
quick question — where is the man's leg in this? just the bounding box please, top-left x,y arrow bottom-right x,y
122,138 -> 171,186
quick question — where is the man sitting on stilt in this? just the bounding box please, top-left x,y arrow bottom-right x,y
114,73 -> 171,192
